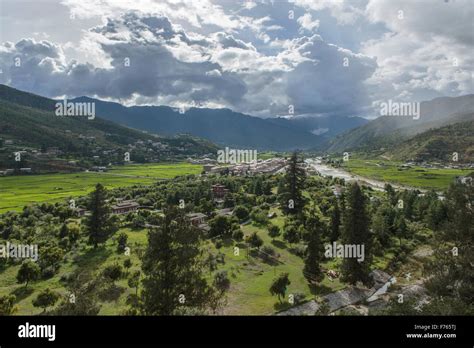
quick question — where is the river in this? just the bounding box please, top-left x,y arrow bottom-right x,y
305,158 -> 427,192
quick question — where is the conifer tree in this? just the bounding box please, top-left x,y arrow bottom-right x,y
340,182 -> 372,285
279,151 -> 307,216
85,183 -> 116,248
330,198 -> 341,242
139,206 -> 224,315
303,211 -> 325,283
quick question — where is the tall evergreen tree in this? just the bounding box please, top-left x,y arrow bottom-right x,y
384,183 -> 397,206
330,198 -> 341,242
279,152 -> 307,216
424,182 -> 474,312
139,206 -> 224,315
372,206 -> 391,248
340,182 -> 372,285
303,211 -> 325,283
394,213 -> 407,246
85,183 -> 116,248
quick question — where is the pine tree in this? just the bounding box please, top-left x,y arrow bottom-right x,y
279,152 -> 307,216
303,211 -> 325,283
330,198 -> 341,242
395,213 -> 407,246
139,206 -> 224,315
384,183 -> 397,206
85,183 -> 116,248
340,182 -> 372,285
372,206 -> 391,248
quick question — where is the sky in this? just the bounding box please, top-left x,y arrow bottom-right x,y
0,0 -> 472,118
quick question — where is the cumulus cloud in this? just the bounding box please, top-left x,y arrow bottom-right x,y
294,0 -> 365,25
0,0 -> 472,118
297,13 -> 320,34
284,35 -> 377,116
1,13 -> 249,108
362,0 -> 474,103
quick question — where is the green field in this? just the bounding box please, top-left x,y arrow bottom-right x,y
0,163 -> 202,213
0,225 -> 147,315
342,159 -> 471,191
215,208 -> 346,315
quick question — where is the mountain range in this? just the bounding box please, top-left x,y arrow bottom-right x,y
1,84 -> 473,166
0,84 -> 217,171
383,120 -> 474,163
327,94 -> 474,153
71,96 -> 367,151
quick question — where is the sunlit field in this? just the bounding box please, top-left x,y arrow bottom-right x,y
0,163 -> 202,213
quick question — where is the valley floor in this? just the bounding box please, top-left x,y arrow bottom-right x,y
336,159 -> 469,191
0,163 -> 202,213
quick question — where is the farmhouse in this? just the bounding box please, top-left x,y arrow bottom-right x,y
211,184 -> 229,199
75,207 -> 89,217
186,212 -> 206,226
186,213 -> 210,232
455,175 -> 473,185
91,166 -> 108,172
111,200 -> 140,214
216,208 -> 233,217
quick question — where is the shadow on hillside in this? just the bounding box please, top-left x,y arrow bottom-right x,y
273,301 -> 291,312
249,249 -> 281,266
309,282 -> 333,296
271,240 -> 287,249
11,286 -> 34,302
73,246 -> 112,269
221,238 -> 234,248
98,283 -> 125,302
287,246 -> 304,258
235,242 -> 247,249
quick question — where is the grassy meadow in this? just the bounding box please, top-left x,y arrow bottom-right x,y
341,158 -> 471,191
0,163 -> 202,213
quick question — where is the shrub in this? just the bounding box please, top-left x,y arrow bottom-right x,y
232,229 -> 244,241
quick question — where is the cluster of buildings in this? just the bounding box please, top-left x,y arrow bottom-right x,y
73,192 -> 237,234
403,161 -> 474,170
0,168 -> 32,176
202,158 -> 288,176
74,199 -> 141,217
111,200 -> 140,214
